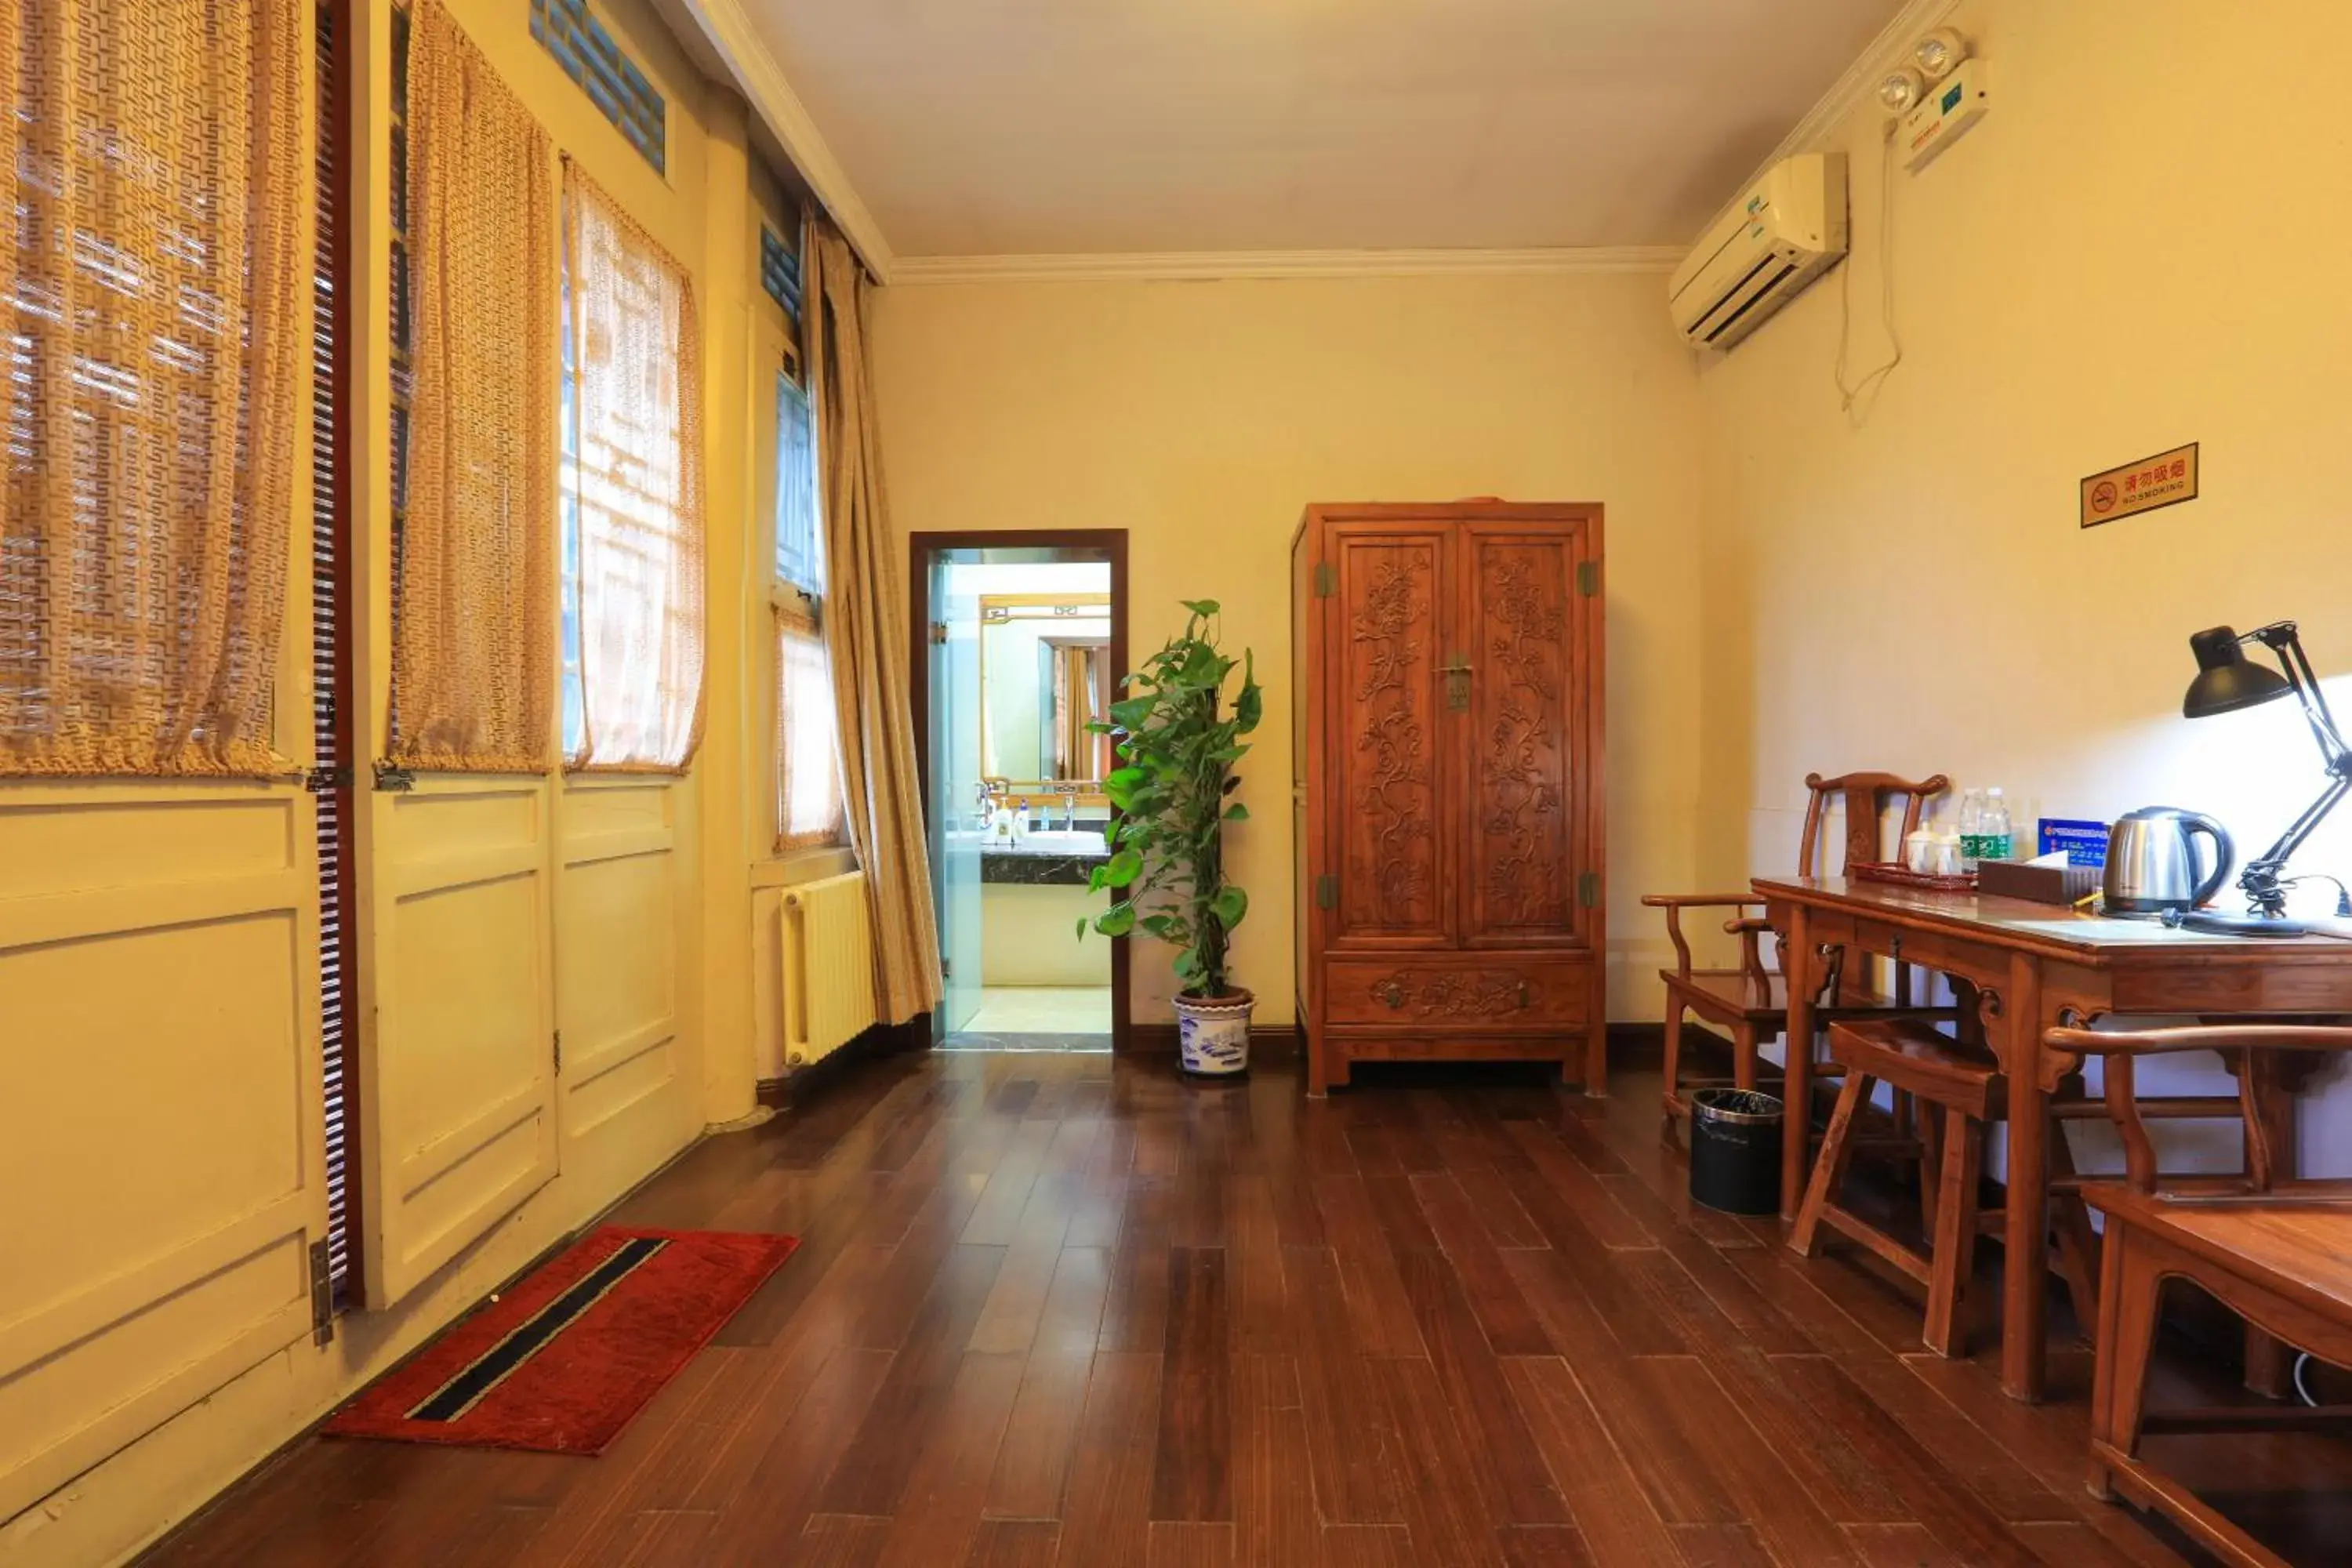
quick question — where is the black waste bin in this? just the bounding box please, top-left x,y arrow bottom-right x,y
1688,1088 -> 1783,1215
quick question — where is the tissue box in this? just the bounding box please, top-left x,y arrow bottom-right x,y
1976,858 -> 2102,906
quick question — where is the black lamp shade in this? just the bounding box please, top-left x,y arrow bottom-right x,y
2183,625 -> 2293,718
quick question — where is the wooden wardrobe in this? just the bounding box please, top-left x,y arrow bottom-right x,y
1290,502 -> 1606,1095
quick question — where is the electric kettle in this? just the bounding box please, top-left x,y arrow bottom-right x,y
2103,807 -> 2234,915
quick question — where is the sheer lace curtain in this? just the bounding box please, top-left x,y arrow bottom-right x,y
775,606 -> 845,849
1,0 -> 307,776
561,167 -> 705,773
392,0 -> 557,772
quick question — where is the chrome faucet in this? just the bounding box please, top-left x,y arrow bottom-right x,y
1055,783 -> 1080,830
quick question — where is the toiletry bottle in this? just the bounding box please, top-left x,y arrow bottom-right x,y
1956,788 -> 1984,872
1014,801 -> 1029,840
1980,788 -> 2013,864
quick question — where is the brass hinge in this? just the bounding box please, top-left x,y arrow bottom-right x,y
304,764 -> 352,793
372,760 -> 417,793
1312,563 -> 1336,597
307,1236 -> 335,1347
1576,561 -> 1599,597
553,1030 -> 563,1075
1577,872 -> 1600,909
1315,874 -> 1337,909
929,620 -> 949,644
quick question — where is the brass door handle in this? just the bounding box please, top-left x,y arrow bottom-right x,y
1516,980 -> 1531,1009
1439,655 -> 1472,710
1374,978 -> 1405,1010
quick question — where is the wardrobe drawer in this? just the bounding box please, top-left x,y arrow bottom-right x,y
1323,956 -> 1590,1029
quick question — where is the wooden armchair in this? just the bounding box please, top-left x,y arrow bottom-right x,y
1649,770 -> 1951,1126
2049,1024 -> 2352,1568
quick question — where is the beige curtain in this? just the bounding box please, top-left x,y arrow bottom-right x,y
0,0 -> 307,777
562,167 -> 706,772
392,0 -> 557,772
804,222 -> 942,1024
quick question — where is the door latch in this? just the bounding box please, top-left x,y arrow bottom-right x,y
1439,652 -> 1472,711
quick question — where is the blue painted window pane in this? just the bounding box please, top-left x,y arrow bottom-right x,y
760,224 -> 802,328
530,0 -> 666,174
774,374 -> 821,597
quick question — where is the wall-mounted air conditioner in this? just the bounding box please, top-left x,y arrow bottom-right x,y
1668,153 -> 1848,350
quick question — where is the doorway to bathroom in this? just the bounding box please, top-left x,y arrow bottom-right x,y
910,531 -> 1129,1052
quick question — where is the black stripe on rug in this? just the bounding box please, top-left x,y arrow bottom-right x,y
405,1236 -> 670,1422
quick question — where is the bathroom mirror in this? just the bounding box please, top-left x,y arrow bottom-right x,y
978,594 -> 1113,794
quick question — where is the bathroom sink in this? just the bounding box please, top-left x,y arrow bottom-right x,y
1004,829 -> 1111,856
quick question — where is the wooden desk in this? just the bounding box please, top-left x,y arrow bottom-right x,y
1755,876 -> 2352,1402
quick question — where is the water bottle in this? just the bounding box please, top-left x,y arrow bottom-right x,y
1956,788 -> 1984,871
1980,788 -> 2013,865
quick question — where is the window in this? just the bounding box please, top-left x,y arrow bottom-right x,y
558,168 -> 706,772
2,0 -> 307,777
774,372 -> 846,850
528,0 -> 666,174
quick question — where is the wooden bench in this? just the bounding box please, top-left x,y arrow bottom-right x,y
2052,1024 -> 2352,1568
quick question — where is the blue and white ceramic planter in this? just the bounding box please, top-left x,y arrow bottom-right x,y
1173,990 -> 1253,1077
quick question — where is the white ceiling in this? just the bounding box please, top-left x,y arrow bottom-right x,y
736,0 -> 1907,258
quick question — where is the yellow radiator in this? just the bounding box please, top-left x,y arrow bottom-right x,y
781,872 -> 878,1068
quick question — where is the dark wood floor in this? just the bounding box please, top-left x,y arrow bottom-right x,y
146,1049 -> 2352,1566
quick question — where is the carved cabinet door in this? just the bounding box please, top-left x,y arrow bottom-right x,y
1457,520 -> 1594,949
1324,524 -> 1452,946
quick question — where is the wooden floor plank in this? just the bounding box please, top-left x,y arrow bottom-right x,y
1232,1353 -> 1319,1568
1410,1169 -> 1555,1355
1504,1355 -> 1688,1566
870,1350 -> 1028,1567
1051,1350 -> 1163,1566
960,1519 -> 1061,1568
142,1055 -> 2307,1568
1283,1242 -> 1406,1526
818,1243 -> 1009,1516
1149,1246 -> 1232,1523
1390,1246 -> 1570,1526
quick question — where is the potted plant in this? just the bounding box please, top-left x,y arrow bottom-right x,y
1080,598 -> 1262,1076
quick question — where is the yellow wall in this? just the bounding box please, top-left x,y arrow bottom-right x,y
0,2 -> 777,1561
1695,0 -> 2352,898
1693,0 -> 2352,1154
871,270 -> 1709,1024
983,883 -> 1112,988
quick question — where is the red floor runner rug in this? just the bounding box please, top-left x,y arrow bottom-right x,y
325,1226 -> 797,1454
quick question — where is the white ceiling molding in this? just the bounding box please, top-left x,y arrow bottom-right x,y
1723,0 -> 1967,220
891,246 -> 1686,287
673,0 -> 897,281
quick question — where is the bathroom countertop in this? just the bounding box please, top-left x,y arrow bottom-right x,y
952,829 -> 1112,887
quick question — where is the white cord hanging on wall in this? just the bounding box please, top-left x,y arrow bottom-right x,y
1835,26 -> 1986,424
1832,118 -> 1904,424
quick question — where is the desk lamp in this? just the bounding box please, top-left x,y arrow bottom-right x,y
2180,622 -> 2352,930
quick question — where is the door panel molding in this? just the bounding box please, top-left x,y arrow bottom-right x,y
0,780 -> 326,1523
356,775 -> 560,1307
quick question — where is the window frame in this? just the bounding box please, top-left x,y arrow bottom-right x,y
766,350 -> 849,858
